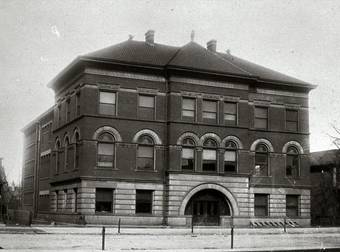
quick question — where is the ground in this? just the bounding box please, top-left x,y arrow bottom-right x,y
0,226 -> 340,251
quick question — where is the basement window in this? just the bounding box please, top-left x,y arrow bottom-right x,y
95,188 -> 113,213
136,190 -> 153,214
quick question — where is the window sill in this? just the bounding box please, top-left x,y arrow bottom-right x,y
135,169 -> 157,173
135,213 -> 153,216
95,212 -> 114,215
95,166 -> 117,170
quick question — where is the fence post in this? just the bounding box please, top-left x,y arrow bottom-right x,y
191,215 -> 194,234
230,216 -> 234,249
283,217 -> 286,233
118,218 -> 121,234
102,226 -> 105,250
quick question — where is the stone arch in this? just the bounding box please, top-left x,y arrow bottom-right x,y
132,129 -> 162,145
179,183 -> 240,216
282,141 -> 304,154
63,133 -> 70,146
92,126 -> 122,142
176,132 -> 200,145
250,138 -> 274,152
200,133 -> 221,147
221,136 -> 243,149
72,127 -> 81,143
54,137 -> 61,150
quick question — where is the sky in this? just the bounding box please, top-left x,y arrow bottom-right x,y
1,0 -> 340,184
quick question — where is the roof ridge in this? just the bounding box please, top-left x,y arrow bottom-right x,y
164,42 -> 188,66
214,52 -> 254,77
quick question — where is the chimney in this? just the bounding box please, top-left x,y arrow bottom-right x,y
145,30 -> 155,45
207,39 -> 217,52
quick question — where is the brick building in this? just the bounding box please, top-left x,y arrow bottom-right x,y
22,30 -> 316,226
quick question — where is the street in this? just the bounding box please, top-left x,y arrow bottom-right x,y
0,226 -> 340,251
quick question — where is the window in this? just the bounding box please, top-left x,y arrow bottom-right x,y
74,132 -> 80,169
202,139 -> 217,172
66,99 -> 70,122
99,91 -> 116,115
224,102 -> 237,125
203,100 -> 217,121
137,135 -> 154,170
182,97 -> 195,119
286,195 -> 299,217
74,188 -> 78,213
286,109 -> 298,131
65,137 -> 74,171
254,107 -> 268,129
286,146 -> 299,177
254,194 -> 268,216
255,144 -> 268,176
95,188 -> 113,213
136,190 -> 153,214
76,92 -> 80,116
97,133 -> 115,168
139,95 -> 155,120
57,104 -> 62,125
55,141 -> 61,174
224,141 -> 237,172
181,138 -> 195,171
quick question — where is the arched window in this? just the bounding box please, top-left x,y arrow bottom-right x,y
97,132 -> 115,168
55,140 -> 61,174
74,132 -> 80,169
137,135 -> 154,170
255,144 -> 268,176
202,138 -> 217,172
181,138 -> 195,171
224,141 -> 237,173
64,137 -> 71,170
286,146 -> 299,177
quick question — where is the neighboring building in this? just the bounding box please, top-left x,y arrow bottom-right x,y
22,30 -> 316,227
309,149 -> 340,226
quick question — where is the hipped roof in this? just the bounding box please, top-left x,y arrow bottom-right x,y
49,39 -> 316,90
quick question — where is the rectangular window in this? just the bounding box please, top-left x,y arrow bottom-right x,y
66,99 -> 70,122
137,146 -> 154,170
99,91 -> 116,115
224,150 -> 237,172
76,93 -> 80,116
95,188 -> 113,213
74,188 -> 78,213
286,195 -> 299,217
182,148 -> 194,170
224,102 -> 237,125
286,109 -> 298,131
254,194 -> 269,217
58,105 -> 62,125
97,143 -> 114,168
254,107 -> 268,129
203,100 -> 217,121
182,98 -> 195,119
202,149 -> 217,172
255,153 -> 268,176
136,190 -> 153,214
139,95 -> 155,120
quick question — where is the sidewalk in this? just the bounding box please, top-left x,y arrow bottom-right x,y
0,225 -> 339,251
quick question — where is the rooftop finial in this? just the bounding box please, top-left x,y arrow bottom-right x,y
128,34 -> 134,40
190,30 -> 195,42
226,49 -> 231,54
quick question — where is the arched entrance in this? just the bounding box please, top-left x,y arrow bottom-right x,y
184,189 -> 231,226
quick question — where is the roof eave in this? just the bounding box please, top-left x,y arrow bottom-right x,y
47,56 -> 82,90
258,78 -> 317,91
21,106 -> 55,133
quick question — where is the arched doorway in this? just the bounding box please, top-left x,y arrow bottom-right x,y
184,189 -> 231,226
